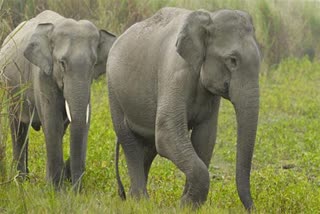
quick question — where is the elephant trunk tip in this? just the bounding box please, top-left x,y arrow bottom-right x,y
244,202 -> 255,213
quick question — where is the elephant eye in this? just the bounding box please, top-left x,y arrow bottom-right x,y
230,57 -> 237,67
59,59 -> 66,72
225,55 -> 239,72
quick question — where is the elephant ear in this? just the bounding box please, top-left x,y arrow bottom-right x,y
93,30 -> 116,79
24,23 -> 54,75
176,10 -> 212,72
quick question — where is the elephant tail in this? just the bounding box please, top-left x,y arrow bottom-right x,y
115,138 -> 126,200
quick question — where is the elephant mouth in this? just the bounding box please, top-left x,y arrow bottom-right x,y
222,81 -> 230,99
208,86 -> 229,100
216,85 -> 230,100
221,93 -> 230,100
204,80 -> 230,100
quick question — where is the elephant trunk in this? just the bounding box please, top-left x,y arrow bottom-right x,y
64,81 -> 91,189
230,84 -> 259,210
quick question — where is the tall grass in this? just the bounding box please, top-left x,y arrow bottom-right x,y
0,88 -> 6,181
0,83 -> 29,182
1,0 -> 320,67
0,0 -> 7,177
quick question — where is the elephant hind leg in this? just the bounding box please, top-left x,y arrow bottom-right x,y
116,129 -> 156,200
143,143 -> 157,182
10,117 -> 29,177
108,84 -> 149,199
115,120 -> 149,198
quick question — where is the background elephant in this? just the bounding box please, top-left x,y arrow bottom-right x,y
0,10 -> 116,188
107,7 -> 260,209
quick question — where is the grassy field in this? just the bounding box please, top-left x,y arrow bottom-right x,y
1,0 -> 320,213
0,58 -> 320,213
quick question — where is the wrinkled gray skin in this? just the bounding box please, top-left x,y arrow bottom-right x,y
0,10 -> 116,188
107,7 -> 260,209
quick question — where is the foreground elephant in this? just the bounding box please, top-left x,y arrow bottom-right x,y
0,10 -> 116,188
107,7 -> 261,209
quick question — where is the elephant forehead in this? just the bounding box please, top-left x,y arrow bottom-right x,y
54,19 -> 99,38
210,10 -> 253,35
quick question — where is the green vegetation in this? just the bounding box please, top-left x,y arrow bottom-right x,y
0,58 -> 320,212
1,0 -> 320,67
1,0 -> 320,213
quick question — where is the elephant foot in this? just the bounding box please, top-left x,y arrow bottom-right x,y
246,204 -> 255,213
180,165 -> 210,209
71,178 -> 83,193
16,170 -> 29,182
47,163 -> 67,190
180,191 -> 206,210
129,188 -> 149,200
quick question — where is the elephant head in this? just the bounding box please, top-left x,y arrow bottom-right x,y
23,19 -> 116,185
176,10 -> 261,209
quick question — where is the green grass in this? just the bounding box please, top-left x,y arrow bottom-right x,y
1,58 -> 320,213
1,0 -> 320,212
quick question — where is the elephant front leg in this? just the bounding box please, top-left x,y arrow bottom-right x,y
156,106 -> 210,208
183,96 -> 220,197
43,121 -> 64,187
40,102 -> 65,187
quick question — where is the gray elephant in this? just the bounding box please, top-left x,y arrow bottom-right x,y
0,10 -> 116,188
107,7 -> 261,209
